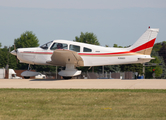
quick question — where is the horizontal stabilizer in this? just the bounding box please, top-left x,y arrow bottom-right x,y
138,57 -> 155,63
138,57 -> 155,60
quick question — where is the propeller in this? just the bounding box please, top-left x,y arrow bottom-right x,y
10,42 -> 18,63
6,46 -> 10,69
14,44 -> 18,64
14,43 -> 18,54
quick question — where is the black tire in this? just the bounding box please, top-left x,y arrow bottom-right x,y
63,76 -> 72,79
24,76 -> 30,79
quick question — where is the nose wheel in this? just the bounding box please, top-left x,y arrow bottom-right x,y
23,64 -> 31,79
24,76 -> 30,79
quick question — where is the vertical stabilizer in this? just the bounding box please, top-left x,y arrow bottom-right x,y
129,28 -> 159,55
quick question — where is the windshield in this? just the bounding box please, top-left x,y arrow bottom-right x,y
40,41 -> 53,50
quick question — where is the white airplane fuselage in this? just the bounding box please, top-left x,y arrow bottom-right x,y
15,40 -> 151,66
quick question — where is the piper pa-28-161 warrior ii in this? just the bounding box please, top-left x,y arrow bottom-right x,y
11,28 -> 159,79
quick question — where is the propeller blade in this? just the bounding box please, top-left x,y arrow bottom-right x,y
13,42 -> 18,64
14,45 -> 16,52
9,46 -> 11,52
16,56 -> 18,64
14,43 -> 16,50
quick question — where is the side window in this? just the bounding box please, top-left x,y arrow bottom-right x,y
50,43 -> 68,50
83,47 -> 92,52
69,44 -> 80,52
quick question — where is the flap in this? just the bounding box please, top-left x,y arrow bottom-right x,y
46,49 -> 84,67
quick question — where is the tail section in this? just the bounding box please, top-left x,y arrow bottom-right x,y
128,28 -> 159,55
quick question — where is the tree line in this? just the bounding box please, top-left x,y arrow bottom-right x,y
0,31 -> 165,78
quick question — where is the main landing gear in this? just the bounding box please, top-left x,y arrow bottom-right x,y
59,64 -> 81,79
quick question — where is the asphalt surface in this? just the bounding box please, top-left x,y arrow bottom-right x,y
0,79 -> 166,89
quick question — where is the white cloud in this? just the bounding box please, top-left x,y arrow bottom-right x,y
0,0 -> 166,9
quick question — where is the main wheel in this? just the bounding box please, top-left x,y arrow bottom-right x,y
24,76 -> 30,79
63,76 -> 72,79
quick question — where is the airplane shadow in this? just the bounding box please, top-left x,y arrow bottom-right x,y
30,79 -> 70,81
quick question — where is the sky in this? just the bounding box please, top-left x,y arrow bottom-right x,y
0,0 -> 166,47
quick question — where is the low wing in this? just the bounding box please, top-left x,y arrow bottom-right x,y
46,49 -> 84,67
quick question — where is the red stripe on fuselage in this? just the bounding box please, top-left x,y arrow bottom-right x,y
78,51 -> 131,56
21,52 -> 53,54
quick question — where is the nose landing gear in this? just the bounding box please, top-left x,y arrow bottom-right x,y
21,64 -> 39,79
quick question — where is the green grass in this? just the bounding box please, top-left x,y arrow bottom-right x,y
0,89 -> 166,120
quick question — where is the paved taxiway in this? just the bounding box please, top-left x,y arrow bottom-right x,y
0,79 -> 166,89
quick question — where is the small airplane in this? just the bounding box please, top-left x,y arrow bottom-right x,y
11,28 -> 159,79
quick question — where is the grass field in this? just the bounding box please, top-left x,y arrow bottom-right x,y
0,89 -> 166,120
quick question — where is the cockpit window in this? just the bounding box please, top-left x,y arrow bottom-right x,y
69,44 -> 80,52
50,43 -> 68,50
40,41 -> 53,50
